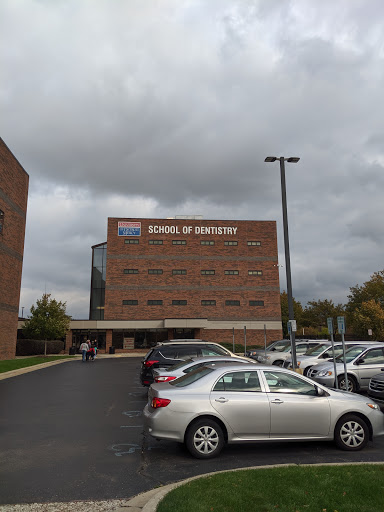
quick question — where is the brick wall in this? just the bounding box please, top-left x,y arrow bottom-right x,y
0,139 -> 29,360
104,218 -> 281,328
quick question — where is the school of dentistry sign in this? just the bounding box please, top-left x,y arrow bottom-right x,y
118,221 -> 238,236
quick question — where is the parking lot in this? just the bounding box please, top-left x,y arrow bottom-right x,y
0,357 -> 383,505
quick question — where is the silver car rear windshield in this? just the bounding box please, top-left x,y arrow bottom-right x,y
170,367 -> 214,387
305,343 -> 331,356
166,359 -> 194,372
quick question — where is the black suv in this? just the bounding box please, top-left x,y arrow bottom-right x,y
140,340 -> 233,386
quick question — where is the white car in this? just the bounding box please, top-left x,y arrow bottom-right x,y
258,341 -> 324,366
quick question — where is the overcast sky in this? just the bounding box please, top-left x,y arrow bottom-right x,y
2,0 -> 384,319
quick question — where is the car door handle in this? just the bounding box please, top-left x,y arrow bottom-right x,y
271,399 -> 284,404
215,398 -> 229,403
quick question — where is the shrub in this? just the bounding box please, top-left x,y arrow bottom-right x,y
16,339 -> 64,356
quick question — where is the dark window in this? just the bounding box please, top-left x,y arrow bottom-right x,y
0,209 -> 4,235
249,300 -> 264,306
124,269 -> 139,274
172,240 -> 187,245
200,240 -> 215,245
248,270 -> 263,276
149,240 -> 163,245
125,239 -> 139,244
172,300 -> 187,305
148,269 -> 163,274
225,270 -> 239,275
177,347 -> 199,358
248,241 -> 261,246
172,269 -> 187,275
213,371 -> 261,392
225,300 -> 240,306
147,300 -> 163,305
201,300 -> 216,306
123,300 -> 138,305
201,270 -> 215,275
224,241 -> 238,246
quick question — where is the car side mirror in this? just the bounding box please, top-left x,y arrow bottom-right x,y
316,386 -> 327,397
356,358 -> 364,365
322,352 -> 330,358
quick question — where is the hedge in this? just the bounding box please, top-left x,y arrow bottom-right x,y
16,339 -> 64,356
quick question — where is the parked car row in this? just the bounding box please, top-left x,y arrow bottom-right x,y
141,339 -> 384,459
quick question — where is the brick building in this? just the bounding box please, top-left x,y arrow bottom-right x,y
69,216 -> 283,352
0,139 -> 29,360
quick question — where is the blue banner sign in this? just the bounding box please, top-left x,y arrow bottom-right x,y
118,222 -> 141,236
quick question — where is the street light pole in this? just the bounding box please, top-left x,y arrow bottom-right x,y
265,156 -> 300,369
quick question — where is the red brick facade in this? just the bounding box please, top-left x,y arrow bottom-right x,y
102,217 -> 282,345
0,139 -> 29,360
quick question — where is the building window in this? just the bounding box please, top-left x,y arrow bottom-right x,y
172,240 -> 187,245
201,300 -> 216,306
201,270 -> 215,275
123,300 -> 138,305
148,269 -> 163,274
125,239 -> 139,244
248,270 -> 263,276
249,300 -> 264,306
147,300 -> 163,305
0,209 -> 3,235
248,241 -> 261,246
224,241 -> 238,246
201,240 -> 215,245
225,270 -> 239,275
225,300 -> 240,306
124,269 -> 139,274
173,269 -> 187,275
149,240 -> 163,245
172,300 -> 187,305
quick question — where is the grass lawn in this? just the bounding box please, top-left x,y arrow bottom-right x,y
157,464 -> 384,512
0,356 -> 75,374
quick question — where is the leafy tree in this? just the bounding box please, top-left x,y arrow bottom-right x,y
302,299 -> 345,335
346,270 -> 384,312
349,299 -> 384,340
280,291 -> 303,337
23,293 -> 71,342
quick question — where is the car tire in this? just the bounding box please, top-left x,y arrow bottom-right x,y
334,414 -> 369,451
337,374 -> 357,393
185,418 -> 225,459
272,360 -> 284,367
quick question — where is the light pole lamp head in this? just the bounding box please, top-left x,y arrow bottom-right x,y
286,157 -> 300,163
264,156 -> 277,162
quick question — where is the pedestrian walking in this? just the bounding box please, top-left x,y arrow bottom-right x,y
80,341 -> 89,362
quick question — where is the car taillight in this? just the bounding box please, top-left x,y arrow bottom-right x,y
151,397 -> 171,408
154,376 -> 177,383
144,360 -> 159,368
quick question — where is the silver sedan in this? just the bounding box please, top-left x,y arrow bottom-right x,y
152,355 -> 257,383
143,363 -> 384,459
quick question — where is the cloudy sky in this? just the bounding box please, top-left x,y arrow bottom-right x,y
2,0 -> 384,319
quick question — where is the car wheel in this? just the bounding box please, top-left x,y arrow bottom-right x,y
272,360 -> 284,367
337,374 -> 357,393
185,418 -> 224,459
303,366 -> 312,377
334,414 -> 369,451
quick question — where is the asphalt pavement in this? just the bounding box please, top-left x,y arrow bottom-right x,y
0,355 -> 383,511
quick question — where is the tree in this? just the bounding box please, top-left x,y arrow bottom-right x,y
23,294 -> 71,347
280,291 -> 304,337
302,299 -> 345,335
349,299 -> 384,340
346,270 -> 384,313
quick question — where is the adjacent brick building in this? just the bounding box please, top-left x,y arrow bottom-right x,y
69,216 -> 283,352
0,139 -> 29,360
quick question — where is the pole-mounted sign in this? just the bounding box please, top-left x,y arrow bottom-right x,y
337,316 -> 346,334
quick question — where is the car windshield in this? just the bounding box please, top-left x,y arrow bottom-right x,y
170,367 -> 214,387
304,343 -> 331,356
335,345 -> 367,363
272,342 -> 291,352
166,359 -> 193,372
205,345 -> 230,356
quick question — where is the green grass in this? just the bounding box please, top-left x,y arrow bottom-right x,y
157,464 -> 384,512
0,356 -> 75,374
